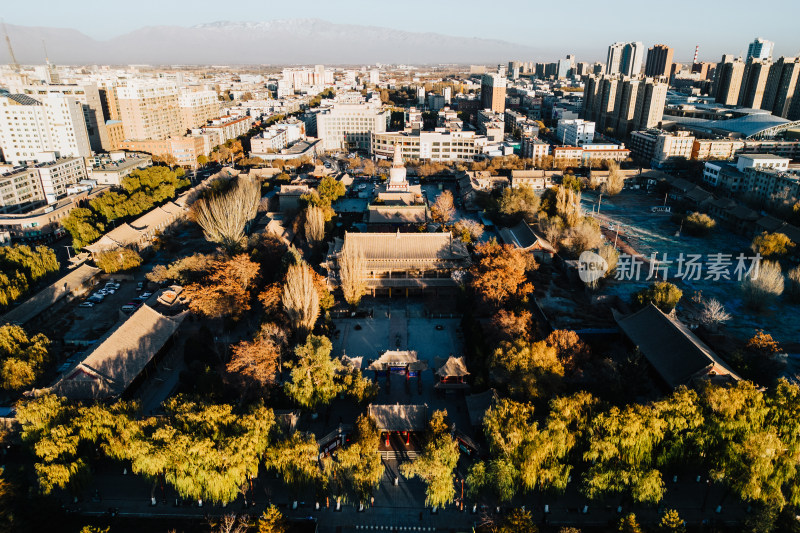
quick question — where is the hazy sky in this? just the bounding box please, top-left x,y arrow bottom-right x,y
5,0 -> 800,62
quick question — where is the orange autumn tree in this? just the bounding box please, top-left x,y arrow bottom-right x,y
184,254 -> 260,319
469,241 -> 533,307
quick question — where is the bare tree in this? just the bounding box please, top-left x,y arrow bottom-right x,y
210,513 -> 250,533
453,219 -> 484,243
564,219 -> 602,257
339,240 -> 367,307
194,178 -> 260,251
431,190 -> 456,224
700,298 -> 732,329
282,262 -> 320,334
741,260 -> 784,311
555,186 -> 581,227
304,206 -> 325,245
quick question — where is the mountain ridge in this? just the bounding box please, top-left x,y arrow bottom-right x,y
2,20 -> 553,65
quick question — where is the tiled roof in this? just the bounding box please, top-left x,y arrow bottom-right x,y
368,403 -> 428,432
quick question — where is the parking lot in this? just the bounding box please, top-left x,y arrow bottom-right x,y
62,276 -> 156,346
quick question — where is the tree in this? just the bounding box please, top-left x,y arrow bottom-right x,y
489,309 -> 532,344
563,219 -> 602,257
339,240 -> 367,307
633,281 -> 682,313
603,162 -> 624,195
128,398 -> 275,505
282,262 -> 320,334
751,232 -> 794,258
317,175 -> 346,205
431,190 -> 456,224
741,260 -> 784,311
469,241 -> 533,307
184,254 -> 261,319
226,336 -> 281,396
147,253 -> 216,284
95,248 -> 142,273
453,219 -> 484,243
325,414 -> 383,502
498,185 -> 540,222
194,177 -> 261,251
618,513 -> 643,533
658,509 -> 686,533
0,325 -> 50,392
489,509 -> 538,533
492,339 -> 564,400
304,206 -> 326,245
284,335 -> 342,411
62,207 -> 104,249
264,431 -> 323,491
197,154 -> 209,167
684,212 -> 716,237
400,410 -> 459,508
258,505 -> 288,533
699,298 -> 731,329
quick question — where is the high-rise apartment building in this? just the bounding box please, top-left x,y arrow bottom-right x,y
746,38 -> 774,61
762,57 -> 800,118
116,81 -> 182,141
714,57 -> 746,105
581,75 -> 667,138
10,83 -> 109,152
739,58 -> 772,109
644,44 -> 674,78
0,94 -> 92,165
480,71 -> 507,113
178,87 -> 220,132
606,42 -> 644,76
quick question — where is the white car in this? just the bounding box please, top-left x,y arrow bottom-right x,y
79,302 -> 95,308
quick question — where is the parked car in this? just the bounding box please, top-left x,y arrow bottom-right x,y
79,302 -> 95,308
136,282 -> 144,291
120,305 -> 137,313
139,292 -> 153,299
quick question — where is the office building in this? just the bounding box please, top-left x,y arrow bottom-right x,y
746,38 -> 774,61
630,130 -> 694,167
480,71 -> 507,113
0,94 -> 91,165
645,44 -> 674,78
116,81 -> 182,141
714,57 -> 746,105
315,98 -> 389,152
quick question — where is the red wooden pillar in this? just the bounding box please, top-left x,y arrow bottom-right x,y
405,431 -> 410,445
385,432 -> 390,446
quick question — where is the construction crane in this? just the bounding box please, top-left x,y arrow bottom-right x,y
2,19 -> 20,73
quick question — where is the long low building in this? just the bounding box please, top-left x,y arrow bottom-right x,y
51,304 -> 187,400
614,303 -> 740,389
325,231 -> 471,297
372,130 -> 489,162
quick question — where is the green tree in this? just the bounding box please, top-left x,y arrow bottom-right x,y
317,175 -> 346,204
197,154 -> 209,167
633,281 -> 682,313
62,208 -> 104,249
0,325 -> 50,392
284,335 -> 343,411
400,410 -> 459,508
491,339 -> 564,399
490,509 -> 538,533
324,414 -> 383,502
264,431 -> 323,491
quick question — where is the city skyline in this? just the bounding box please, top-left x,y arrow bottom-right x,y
2,0 -> 800,63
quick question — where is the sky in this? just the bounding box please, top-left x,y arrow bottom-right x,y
4,0 -> 800,62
